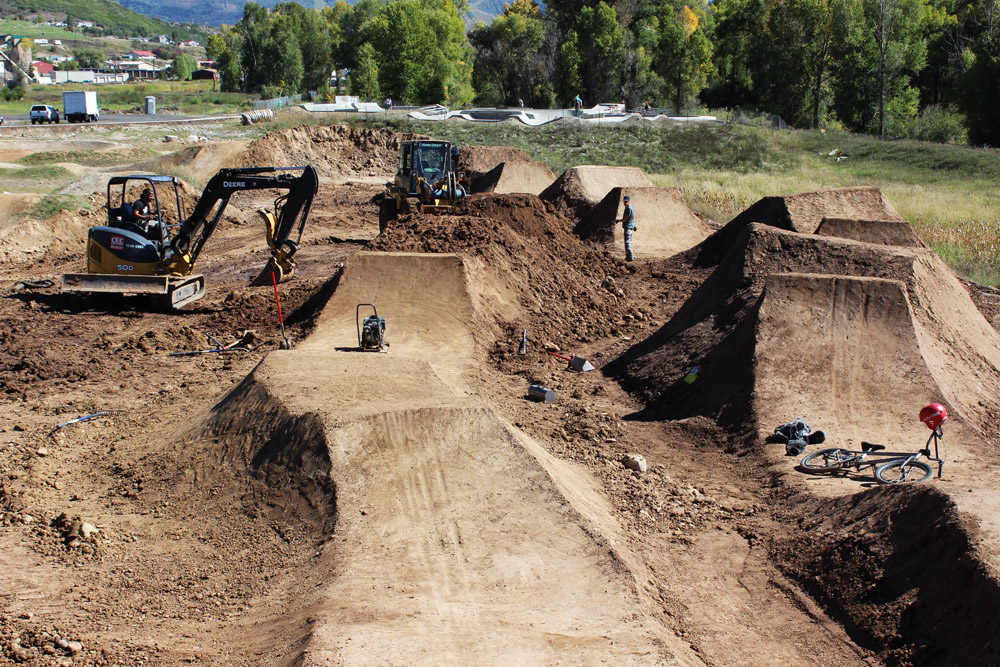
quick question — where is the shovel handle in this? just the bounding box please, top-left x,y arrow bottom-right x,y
547,351 -> 572,362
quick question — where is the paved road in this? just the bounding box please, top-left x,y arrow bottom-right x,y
0,113 -> 241,126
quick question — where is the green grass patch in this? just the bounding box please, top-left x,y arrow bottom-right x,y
5,165 -> 72,180
17,148 -> 158,167
21,194 -> 93,219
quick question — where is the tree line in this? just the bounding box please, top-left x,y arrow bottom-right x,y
204,0 -> 1000,146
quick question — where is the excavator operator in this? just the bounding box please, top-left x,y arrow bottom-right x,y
133,189 -> 155,225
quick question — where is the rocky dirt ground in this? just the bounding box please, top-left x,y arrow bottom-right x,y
1,120 -> 999,666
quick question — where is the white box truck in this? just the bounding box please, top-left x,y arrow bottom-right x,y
62,90 -> 100,123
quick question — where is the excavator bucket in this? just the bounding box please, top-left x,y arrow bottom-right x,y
250,256 -> 295,286
249,208 -> 296,286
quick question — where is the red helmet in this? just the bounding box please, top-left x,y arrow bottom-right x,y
919,403 -> 948,430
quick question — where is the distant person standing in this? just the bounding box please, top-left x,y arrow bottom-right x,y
574,95 -> 582,115
620,85 -> 627,105
518,97 -> 524,108
384,97 -> 392,111
618,195 -> 636,261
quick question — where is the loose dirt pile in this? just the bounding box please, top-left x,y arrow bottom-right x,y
236,125 -> 411,182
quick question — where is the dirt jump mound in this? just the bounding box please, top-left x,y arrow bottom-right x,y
687,186 -> 906,267
774,484 -> 1000,666
816,218 -> 925,248
370,193 -> 652,352
131,140 -> 251,185
540,165 -> 654,222
577,186 -> 714,259
609,222 -> 1000,446
457,146 -> 555,195
733,186 -> 904,235
0,201 -> 92,266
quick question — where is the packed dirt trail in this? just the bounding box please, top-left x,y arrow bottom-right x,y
2,122 -> 1000,667
256,252 -> 673,664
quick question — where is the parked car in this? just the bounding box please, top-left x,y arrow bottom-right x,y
30,104 -> 60,124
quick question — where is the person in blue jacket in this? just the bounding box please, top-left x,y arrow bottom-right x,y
618,195 -> 636,261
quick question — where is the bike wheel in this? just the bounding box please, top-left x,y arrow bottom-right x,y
801,448 -> 854,472
875,460 -> 933,484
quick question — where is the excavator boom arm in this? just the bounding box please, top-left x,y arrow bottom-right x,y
170,165 -> 319,274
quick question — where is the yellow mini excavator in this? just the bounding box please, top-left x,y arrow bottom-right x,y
379,140 -> 467,232
62,166 -> 318,309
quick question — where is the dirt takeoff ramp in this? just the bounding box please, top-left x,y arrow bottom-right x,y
250,252 -> 684,666
755,273 -> 945,448
578,186 -> 713,259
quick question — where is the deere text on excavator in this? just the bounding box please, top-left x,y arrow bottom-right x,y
379,140 -> 466,232
62,165 -> 318,309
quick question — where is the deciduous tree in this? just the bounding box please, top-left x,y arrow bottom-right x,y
656,5 -> 714,113
170,53 -> 197,81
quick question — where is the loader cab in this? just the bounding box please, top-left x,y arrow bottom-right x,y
397,141 -> 457,194
106,175 -> 184,251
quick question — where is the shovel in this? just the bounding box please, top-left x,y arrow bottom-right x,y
547,351 -> 595,372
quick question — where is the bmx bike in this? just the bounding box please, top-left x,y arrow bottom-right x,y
799,403 -> 948,484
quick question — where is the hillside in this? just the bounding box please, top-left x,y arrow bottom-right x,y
116,0 -> 536,28
0,0 -> 206,39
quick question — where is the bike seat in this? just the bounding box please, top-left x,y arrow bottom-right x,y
861,442 -> 885,452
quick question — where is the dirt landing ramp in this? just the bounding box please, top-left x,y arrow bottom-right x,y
755,273 -> 943,448
247,251 -> 688,665
578,186 -> 713,258
540,165 -> 654,221
457,145 -> 554,195
473,160 -> 556,195
733,186 -> 904,235
687,187 -> 905,267
816,217 -> 925,247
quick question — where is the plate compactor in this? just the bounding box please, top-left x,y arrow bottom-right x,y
357,303 -> 388,352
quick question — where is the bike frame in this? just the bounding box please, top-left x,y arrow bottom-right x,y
804,425 -> 946,481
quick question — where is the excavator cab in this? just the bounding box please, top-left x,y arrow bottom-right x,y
105,175 -> 181,252
380,140 -> 467,231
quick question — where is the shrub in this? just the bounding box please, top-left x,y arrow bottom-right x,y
909,105 -> 968,145
2,84 -> 26,101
